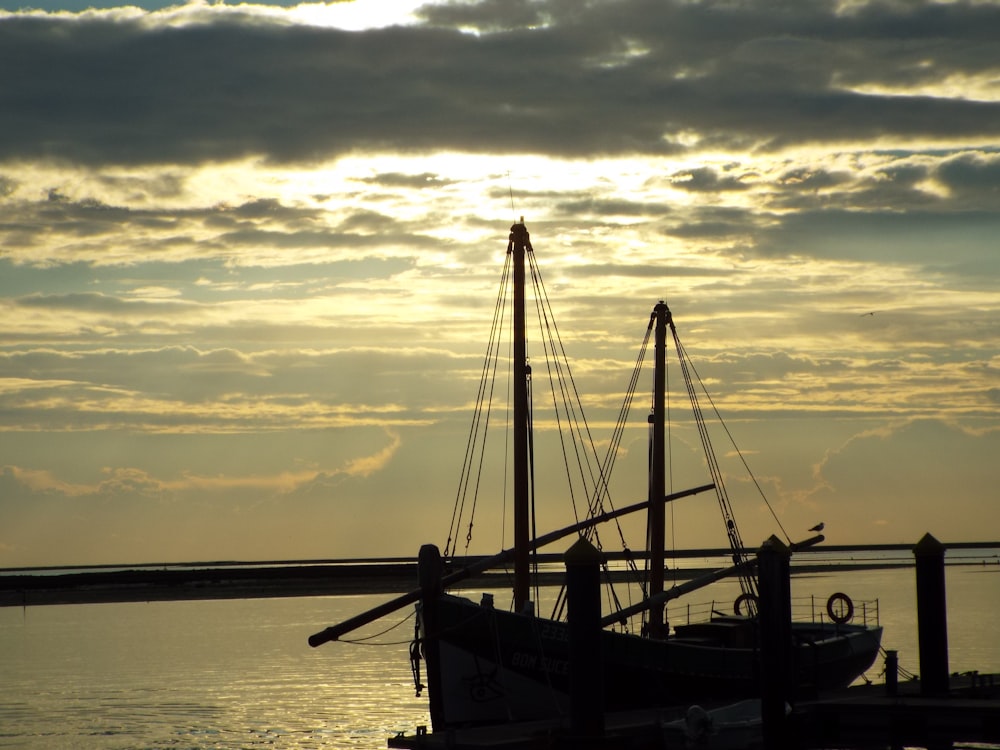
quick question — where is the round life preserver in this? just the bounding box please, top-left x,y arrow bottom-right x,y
733,592 -> 759,617
826,592 -> 854,624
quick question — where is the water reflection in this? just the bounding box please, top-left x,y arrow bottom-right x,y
1,595 -> 428,749
1,564 -> 998,748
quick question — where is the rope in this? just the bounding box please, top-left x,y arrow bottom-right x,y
671,327 -> 757,598
550,321 -> 654,623
880,645 -> 919,681
445,253 -> 511,559
339,608 -> 417,646
675,336 -> 792,547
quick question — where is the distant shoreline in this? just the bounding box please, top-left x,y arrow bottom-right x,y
2,542 -> 997,607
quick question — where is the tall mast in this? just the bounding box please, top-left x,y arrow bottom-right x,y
509,220 -> 532,614
647,301 -> 669,637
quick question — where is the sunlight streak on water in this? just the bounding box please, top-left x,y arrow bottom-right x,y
1,595 -> 428,749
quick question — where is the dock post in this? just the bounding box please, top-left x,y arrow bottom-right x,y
564,536 -> 604,739
913,533 -> 949,696
885,649 -> 898,697
758,534 -> 793,749
418,544 -> 446,731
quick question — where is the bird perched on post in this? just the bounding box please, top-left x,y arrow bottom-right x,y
809,522 -> 825,533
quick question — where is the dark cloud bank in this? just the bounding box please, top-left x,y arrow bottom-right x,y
2,0 -> 1000,167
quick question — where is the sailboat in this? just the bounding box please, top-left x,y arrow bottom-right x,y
309,220 -> 883,731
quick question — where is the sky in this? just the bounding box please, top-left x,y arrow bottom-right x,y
1,0 -> 998,569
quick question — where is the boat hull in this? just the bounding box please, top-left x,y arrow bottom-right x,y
425,593 -> 883,728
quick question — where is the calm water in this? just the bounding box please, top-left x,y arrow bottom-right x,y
2,561 -> 998,749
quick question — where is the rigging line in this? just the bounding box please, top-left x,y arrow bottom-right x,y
528,258 -> 582,527
672,335 -> 756,599
613,327 -> 653,587
528,259 -> 595,622
553,326 -> 610,523
527,367 -> 542,607
666,343 -> 678,586
671,337 -> 729,519
340,608 -> 416,644
341,636 -> 419,647
600,323 -> 651,522
449,253 -> 511,557
671,328 -> 755,597
449,255 -> 506,554
526,254 -> 584,522
574,317 -> 653,610
450,257 -> 507,549
676,337 -> 792,547
615,324 -> 652,451
599,563 -> 628,628
465,266 -> 512,554
598,317 -> 655,604
528,257 -> 587,495
465,265 -> 512,553
530,254 -> 613,523
533,256 -> 611,552
551,315 -> 654,623
500,309 -> 512,553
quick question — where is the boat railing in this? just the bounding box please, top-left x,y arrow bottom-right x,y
665,598 -> 742,625
665,594 -> 880,629
793,593 -> 880,628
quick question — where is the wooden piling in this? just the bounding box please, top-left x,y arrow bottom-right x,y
913,533 -> 949,696
885,649 -> 899,697
418,544 -> 446,731
564,536 -> 605,739
758,534 -> 793,749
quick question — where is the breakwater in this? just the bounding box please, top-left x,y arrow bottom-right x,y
2,542 -> 996,607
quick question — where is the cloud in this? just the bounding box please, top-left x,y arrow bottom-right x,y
15,291 -> 191,313
358,172 -> 456,189
937,153 -> 1000,199
751,205 -> 1000,269
0,0 -> 997,566
0,427 -> 402,500
0,343 -> 469,435
0,185 -> 442,268
670,167 -> 751,192
3,1 -> 1000,168
341,429 -> 401,477
803,418 -> 1000,541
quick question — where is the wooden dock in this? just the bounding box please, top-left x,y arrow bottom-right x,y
792,671 -> 1000,748
386,536 -> 1000,749
387,704 -> 693,749
386,673 -> 1000,749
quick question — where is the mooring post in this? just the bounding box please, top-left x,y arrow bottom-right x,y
913,533 -> 949,696
564,536 -> 604,739
758,534 -> 793,749
885,649 -> 899,697
418,544 -> 446,731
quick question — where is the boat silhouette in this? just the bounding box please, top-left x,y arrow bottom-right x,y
310,220 -> 883,730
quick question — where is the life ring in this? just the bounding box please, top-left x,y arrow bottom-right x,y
733,592 -> 759,617
826,592 -> 854,624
